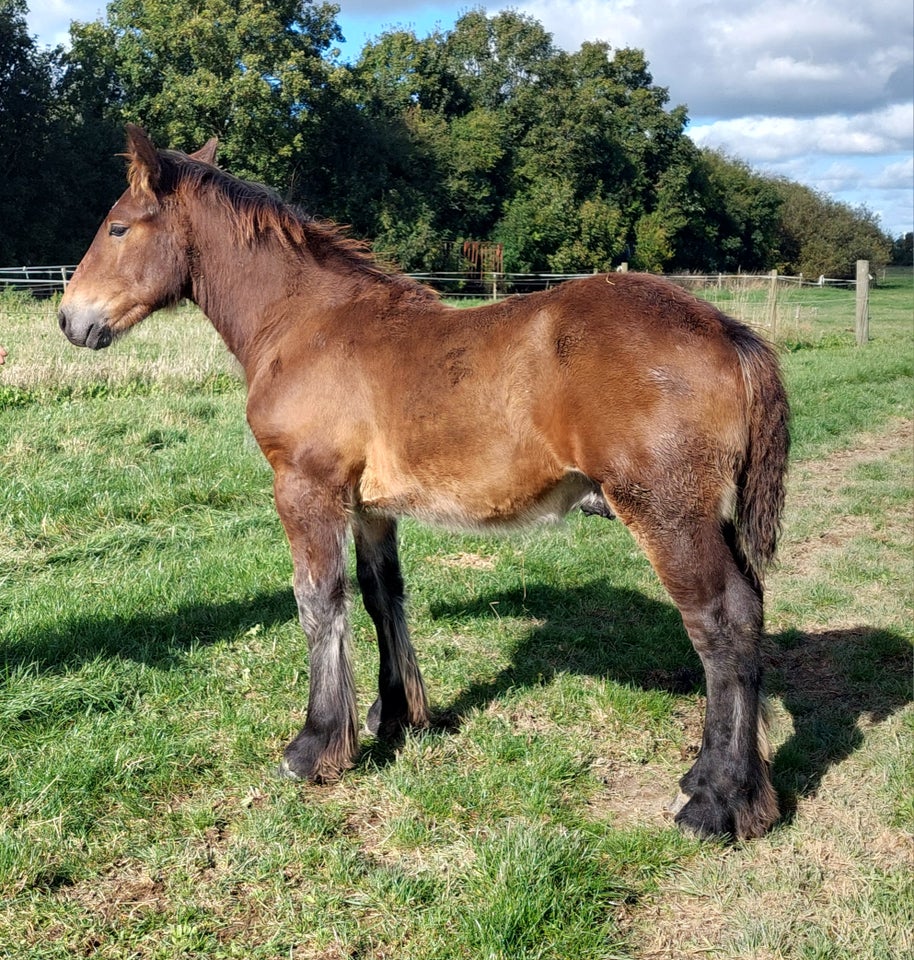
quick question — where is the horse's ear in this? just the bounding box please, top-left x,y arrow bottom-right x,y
125,124 -> 162,200
190,137 -> 219,166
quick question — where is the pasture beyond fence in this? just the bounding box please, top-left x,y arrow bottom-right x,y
1,262 -> 872,345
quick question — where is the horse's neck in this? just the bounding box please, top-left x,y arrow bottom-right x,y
188,221 -> 346,371
189,243 -> 270,360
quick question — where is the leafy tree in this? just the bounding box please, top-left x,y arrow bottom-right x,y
65,0 -> 344,188
490,37 -> 692,272
495,178 -> 577,272
4,1 -> 894,279
891,232 -> 913,266
443,9 -> 555,114
318,29 -> 454,262
0,0 -> 57,262
773,179 -> 892,278
351,26 -> 461,116
631,212 -> 674,273
443,107 -> 508,237
684,150 -> 783,272
554,194 -> 628,272
0,1 -> 122,263
335,14 -> 556,268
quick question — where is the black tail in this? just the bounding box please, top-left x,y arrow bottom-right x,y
731,324 -> 790,585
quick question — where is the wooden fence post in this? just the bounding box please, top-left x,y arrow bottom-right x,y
767,269 -> 779,339
855,260 -> 869,346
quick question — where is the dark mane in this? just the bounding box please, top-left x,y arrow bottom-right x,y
161,148 -> 437,300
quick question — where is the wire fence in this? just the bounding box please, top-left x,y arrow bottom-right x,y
0,264 -> 866,301
0,265 -> 75,298
1,264 -> 868,344
407,269 -> 867,301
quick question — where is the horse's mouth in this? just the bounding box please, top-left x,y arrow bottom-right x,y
85,324 -> 114,350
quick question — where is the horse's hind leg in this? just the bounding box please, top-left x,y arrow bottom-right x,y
354,516 -> 429,738
616,501 -> 778,839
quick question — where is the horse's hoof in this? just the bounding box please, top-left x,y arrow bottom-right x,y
665,790 -> 690,818
364,697 -> 382,735
673,792 -> 735,840
277,758 -> 302,781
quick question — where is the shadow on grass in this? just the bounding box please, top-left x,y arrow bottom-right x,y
764,626 -> 913,823
424,580 -> 912,821
3,575 -> 910,823
0,587 -> 296,673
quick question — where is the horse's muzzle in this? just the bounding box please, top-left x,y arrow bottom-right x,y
58,307 -> 113,350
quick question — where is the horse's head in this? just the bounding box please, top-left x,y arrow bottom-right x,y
58,125 -> 218,349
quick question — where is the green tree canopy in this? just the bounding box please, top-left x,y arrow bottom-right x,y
773,179 -> 892,278
0,0 -> 123,263
0,2 -> 895,275
66,0 -> 344,187
0,0 -> 57,262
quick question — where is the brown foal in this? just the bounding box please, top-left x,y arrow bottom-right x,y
59,126 -> 789,839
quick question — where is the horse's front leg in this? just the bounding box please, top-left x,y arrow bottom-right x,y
273,469 -> 358,783
353,515 -> 429,738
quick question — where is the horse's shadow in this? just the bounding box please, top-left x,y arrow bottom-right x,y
0,588 -> 296,674
411,579 -> 912,819
4,577 -> 909,819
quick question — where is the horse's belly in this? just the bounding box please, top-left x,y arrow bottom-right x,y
357,455 -> 595,531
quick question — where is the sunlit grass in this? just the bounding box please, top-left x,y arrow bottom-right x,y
1,275 -> 911,958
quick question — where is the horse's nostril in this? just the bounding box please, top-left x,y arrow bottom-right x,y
58,309 -> 67,332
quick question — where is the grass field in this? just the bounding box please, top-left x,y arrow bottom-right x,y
0,271 -> 911,958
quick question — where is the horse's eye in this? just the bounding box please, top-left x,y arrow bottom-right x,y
109,223 -> 129,238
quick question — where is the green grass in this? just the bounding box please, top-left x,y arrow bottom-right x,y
0,273 -> 911,958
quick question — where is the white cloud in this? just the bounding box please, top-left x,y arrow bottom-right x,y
815,162 -> 869,193
689,105 -> 914,163
517,0 -> 913,118
748,56 -> 844,85
874,156 -> 914,190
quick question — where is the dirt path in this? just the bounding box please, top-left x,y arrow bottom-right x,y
780,418 -> 912,581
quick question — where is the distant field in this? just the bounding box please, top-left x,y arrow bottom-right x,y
1,272 -> 911,958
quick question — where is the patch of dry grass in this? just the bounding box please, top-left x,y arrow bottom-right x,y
0,296 -> 233,391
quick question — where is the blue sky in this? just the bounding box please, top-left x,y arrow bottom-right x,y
28,0 -> 914,238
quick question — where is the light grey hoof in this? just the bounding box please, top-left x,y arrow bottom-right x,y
277,758 -> 302,781
666,790 -> 691,818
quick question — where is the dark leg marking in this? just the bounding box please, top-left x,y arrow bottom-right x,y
354,515 -> 429,738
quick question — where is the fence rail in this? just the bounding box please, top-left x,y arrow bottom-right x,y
0,265 -> 865,301
0,265 -> 76,298
0,262 -> 870,345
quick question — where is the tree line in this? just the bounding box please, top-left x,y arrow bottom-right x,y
2,0 -> 905,278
